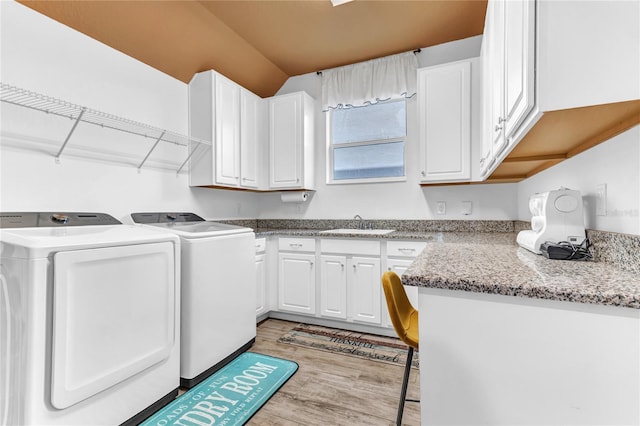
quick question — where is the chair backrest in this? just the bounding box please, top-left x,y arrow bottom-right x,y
381,271 -> 418,348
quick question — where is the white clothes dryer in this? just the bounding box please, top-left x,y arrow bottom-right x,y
131,213 -> 256,388
0,212 -> 181,426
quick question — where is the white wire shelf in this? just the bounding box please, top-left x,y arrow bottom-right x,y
0,83 -> 211,173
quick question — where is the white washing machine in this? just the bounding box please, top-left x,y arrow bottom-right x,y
0,212 -> 181,426
131,212 -> 256,388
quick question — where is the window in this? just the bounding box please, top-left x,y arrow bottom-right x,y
327,100 -> 406,183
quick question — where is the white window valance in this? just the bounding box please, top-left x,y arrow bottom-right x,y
321,51 -> 418,111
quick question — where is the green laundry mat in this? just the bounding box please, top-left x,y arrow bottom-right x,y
141,352 -> 298,426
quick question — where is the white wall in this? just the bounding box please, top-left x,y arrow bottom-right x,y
0,1 -> 259,222
517,126 -> 640,235
259,36 -> 519,220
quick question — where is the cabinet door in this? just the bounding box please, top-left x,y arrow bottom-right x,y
418,61 -> 471,182
479,36 -> 495,177
269,94 -> 302,188
383,258 -> 419,328
348,257 -> 381,324
503,0 -> 535,142
215,74 -> 240,186
489,0 -> 507,159
320,255 -> 347,320
188,71 -> 215,187
240,89 -> 264,189
278,252 -> 316,314
255,253 -> 266,317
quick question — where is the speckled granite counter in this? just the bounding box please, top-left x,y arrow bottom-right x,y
253,228 -> 518,244
402,240 -> 640,309
249,224 -> 640,309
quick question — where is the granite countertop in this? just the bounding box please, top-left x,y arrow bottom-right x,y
402,240 -> 640,309
253,226 -> 640,310
253,228 -> 516,244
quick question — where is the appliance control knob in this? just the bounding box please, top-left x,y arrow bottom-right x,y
166,214 -> 178,221
51,214 -> 69,224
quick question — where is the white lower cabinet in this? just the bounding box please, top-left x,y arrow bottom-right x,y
348,256 -> 382,324
320,239 -> 382,326
277,238 -> 316,315
384,241 -> 427,328
273,237 -> 427,332
319,255 -> 347,319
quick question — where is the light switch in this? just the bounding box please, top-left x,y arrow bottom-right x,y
461,201 -> 472,215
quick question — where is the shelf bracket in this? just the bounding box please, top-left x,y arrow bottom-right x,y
137,130 -> 166,171
55,108 -> 86,163
176,143 -> 200,175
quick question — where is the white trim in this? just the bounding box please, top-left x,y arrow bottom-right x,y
326,175 -> 407,185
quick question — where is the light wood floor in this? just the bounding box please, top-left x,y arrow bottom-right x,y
246,319 -> 421,426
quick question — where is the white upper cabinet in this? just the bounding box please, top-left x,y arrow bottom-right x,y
268,91 -> 315,190
536,0 -> 639,111
487,0 -> 507,164
503,0 -> 535,142
189,70 -> 265,189
479,34 -> 496,176
481,0 -> 535,178
480,0 -> 639,179
214,73 -> 241,186
240,88 -> 265,189
418,60 -> 473,183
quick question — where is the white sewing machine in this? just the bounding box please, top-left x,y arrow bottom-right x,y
517,188 -> 586,254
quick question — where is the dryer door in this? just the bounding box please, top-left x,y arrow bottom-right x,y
51,242 -> 176,409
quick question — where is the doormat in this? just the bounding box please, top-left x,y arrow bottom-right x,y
278,323 -> 419,369
140,352 -> 298,426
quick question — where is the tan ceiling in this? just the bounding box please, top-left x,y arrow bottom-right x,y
18,0 -> 487,98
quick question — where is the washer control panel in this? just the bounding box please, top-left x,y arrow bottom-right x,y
131,212 -> 204,224
0,212 -> 121,228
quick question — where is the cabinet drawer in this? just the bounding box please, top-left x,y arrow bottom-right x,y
278,237 -> 316,252
255,237 -> 266,253
387,241 -> 427,258
320,239 -> 380,256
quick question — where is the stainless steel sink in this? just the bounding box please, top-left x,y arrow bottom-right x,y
319,228 -> 395,235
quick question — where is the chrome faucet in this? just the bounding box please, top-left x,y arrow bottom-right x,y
354,214 -> 372,230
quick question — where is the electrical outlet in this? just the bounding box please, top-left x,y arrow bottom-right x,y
436,201 -> 446,215
595,184 -> 607,216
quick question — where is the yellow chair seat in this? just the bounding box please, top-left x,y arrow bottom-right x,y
381,271 -> 420,425
402,310 -> 419,349
382,271 -> 418,349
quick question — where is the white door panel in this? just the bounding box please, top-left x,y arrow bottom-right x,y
52,242 -> 175,409
278,253 -> 315,314
348,257 -> 381,324
180,233 -> 255,377
269,95 -> 301,188
320,255 -> 347,319
215,75 -> 240,186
